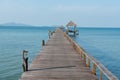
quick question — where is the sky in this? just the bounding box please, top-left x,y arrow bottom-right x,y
0,0 -> 120,27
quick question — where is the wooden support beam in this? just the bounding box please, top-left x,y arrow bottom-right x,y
22,50 -> 28,72
83,54 -> 86,64
87,58 -> 90,67
42,40 -> 45,46
48,30 -> 51,39
100,70 -> 103,80
92,63 -> 97,75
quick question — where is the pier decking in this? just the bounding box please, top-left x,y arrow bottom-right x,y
20,28 -> 118,80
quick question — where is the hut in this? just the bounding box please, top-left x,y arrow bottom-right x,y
66,21 -> 77,36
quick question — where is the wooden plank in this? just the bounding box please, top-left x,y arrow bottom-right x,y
20,29 -> 97,80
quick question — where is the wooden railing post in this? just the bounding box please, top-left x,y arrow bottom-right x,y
92,63 -> 97,75
74,30 -> 76,37
22,50 -> 28,72
83,54 -> 86,64
66,30 -> 68,34
100,70 -> 103,80
80,50 -> 82,58
51,31 -> 53,36
42,40 -> 45,47
48,30 -> 55,39
87,58 -> 90,67
48,30 -> 51,39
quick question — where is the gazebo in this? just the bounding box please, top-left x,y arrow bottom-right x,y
66,21 -> 77,36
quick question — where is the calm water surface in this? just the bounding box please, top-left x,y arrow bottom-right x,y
0,26 -> 54,80
0,27 -> 120,80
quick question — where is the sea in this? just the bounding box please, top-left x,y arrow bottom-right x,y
0,26 -> 120,80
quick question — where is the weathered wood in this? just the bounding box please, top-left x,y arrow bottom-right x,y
22,50 -> 28,72
87,58 -> 90,67
83,54 -> 86,64
100,70 -> 103,80
21,28 -> 118,80
42,40 -> 45,46
48,30 -> 51,39
21,28 -> 97,80
92,63 -> 97,75
22,63 -> 25,72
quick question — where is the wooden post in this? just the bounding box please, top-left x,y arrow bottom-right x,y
80,50 -> 82,58
100,70 -> 103,80
74,26 -> 76,37
51,31 -> 55,36
92,63 -> 97,75
74,31 -> 75,37
74,30 -> 76,37
66,30 -> 68,34
22,50 -> 28,72
25,57 -> 28,71
22,63 -> 25,72
51,32 -> 53,36
66,26 -> 68,34
42,40 -> 45,46
87,58 -> 90,67
48,30 -> 51,39
83,54 -> 86,65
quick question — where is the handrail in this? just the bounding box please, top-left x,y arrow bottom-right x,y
62,29 -> 118,80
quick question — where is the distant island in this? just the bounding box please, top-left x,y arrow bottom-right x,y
0,22 -> 54,28
0,22 -> 31,26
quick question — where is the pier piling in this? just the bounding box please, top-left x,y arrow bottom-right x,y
22,50 -> 28,72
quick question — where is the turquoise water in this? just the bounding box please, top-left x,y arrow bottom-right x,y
0,27 -> 120,80
73,28 -> 120,79
0,26 -> 54,80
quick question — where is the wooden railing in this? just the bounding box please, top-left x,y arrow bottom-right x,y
48,30 -> 55,39
22,50 -> 28,72
62,29 -> 118,80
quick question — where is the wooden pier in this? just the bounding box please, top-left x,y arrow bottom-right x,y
20,28 -> 118,80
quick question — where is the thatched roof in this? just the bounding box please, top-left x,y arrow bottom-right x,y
66,21 -> 76,27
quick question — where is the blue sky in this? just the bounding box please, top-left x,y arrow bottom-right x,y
0,0 -> 120,27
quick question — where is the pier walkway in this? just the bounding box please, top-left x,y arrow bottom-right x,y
20,29 -> 118,80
